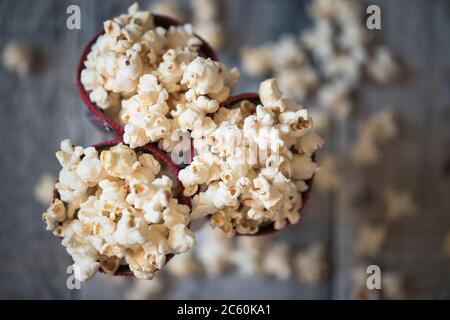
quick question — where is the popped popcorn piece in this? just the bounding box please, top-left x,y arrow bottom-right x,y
276,67 -> 319,101
367,46 -> 400,84
2,41 -> 34,76
167,224 -> 196,253
354,223 -> 386,257
34,174 -> 56,206
314,155 -> 341,193
317,81 -> 353,119
42,199 -> 67,231
151,1 -> 185,21
230,237 -> 266,276
182,57 -> 239,103
43,140 -> 194,281
196,227 -> 232,276
190,0 -> 224,49
166,251 -> 200,277
350,110 -> 397,167
384,188 -> 417,221
294,243 -> 327,285
126,277 -> 163,300
240,45 -> 272,77
261,243 -> 291,280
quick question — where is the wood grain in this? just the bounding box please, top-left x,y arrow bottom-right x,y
0,0 -> 448,299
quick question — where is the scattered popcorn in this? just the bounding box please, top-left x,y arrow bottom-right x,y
196,227 -> 233,276
167,251 -> 200,277
126,277 -> 163,300
314,155 -> 341,193
294,243 -> 327,285
354,223 -> 386,257
276,67 -> 319,101
151,1 -> 185,21
34,174 -> 56,206
190,0 -> 224,49
350,110 -> 397,167
261,243 -> 291,280
181,79 -> 322,236
240,45 -> 272,77
230,237 -> 266,276
81,3 -> 239,148
43,140 -> 194,282
240,35 -> 307,78
366,46 -> 400,84
384,188 -> 417,221
2,41 -> 34,76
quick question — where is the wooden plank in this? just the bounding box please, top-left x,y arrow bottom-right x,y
0,0 -> 449,299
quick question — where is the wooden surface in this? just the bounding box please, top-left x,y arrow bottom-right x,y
0,0 -> 449,299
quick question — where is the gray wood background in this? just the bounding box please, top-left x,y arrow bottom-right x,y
0,0 -> 449,299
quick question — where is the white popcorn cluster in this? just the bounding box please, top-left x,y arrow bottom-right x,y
42,140 -> 195,282
240,0 -> 400,120
190,0 -> 225,50
179,79 -> 323,236
80,3 -> 239,148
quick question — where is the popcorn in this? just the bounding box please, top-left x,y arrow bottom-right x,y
126,277 -> 163,300
196,227 -> 232,276
2,41 -> 34,76
276,67 -> 319,101
384,188 -> 417,221
76,147 -> 107,185
182,57 -> 239,103
167,224 -> 196,254
43,140 -> 194,281
100,143 -> 140,178
314,155 -> 341,193
190,0 -> 224,49
151,1 -> 185,21
167,251 -> 200,277
42,199 -> 67,231
114,210 -> 149,246
294,243 -> 327,284
350,110 -> 397,167
81,3 -> 239,148
34,174 -> 56,206
240,45 -> 272,76
261,243 -> 291,280
367,46 -> 399,84
354,223 -> 386,257
181,79 -> 322,236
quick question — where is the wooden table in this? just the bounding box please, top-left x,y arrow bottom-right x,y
0,0 -> 449,299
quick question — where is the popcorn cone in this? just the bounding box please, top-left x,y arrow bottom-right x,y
76,14 -> 219,136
